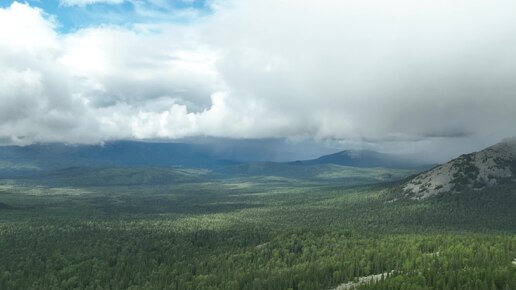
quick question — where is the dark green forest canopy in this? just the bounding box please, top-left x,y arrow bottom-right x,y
1,175 -> 516,290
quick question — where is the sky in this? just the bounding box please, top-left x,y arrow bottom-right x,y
1,0 -> 516,162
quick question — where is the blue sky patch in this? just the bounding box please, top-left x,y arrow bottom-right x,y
0,0 -> 211,33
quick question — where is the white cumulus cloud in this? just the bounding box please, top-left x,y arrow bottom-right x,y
2,0 -> 516,161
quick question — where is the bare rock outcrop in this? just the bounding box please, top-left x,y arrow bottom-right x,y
403,138 -> 516,199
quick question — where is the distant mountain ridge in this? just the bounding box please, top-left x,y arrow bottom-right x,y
0,141 -> 430,182
301,150 -> 428,169
403,138 -> 516,199
0,141 -> 235,174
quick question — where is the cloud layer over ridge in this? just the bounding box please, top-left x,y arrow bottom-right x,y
1,0 -> 516,160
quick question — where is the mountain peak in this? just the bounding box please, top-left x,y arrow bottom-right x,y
487,137 -> 516,155
303,149 -> 428,169
403,138 -> 516,199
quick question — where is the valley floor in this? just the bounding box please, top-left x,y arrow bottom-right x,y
1,176 -> 516,289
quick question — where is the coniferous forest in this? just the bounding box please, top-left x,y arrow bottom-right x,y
1,171 -> 516,290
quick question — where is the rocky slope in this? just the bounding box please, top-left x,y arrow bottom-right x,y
403,138 -> 516,199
